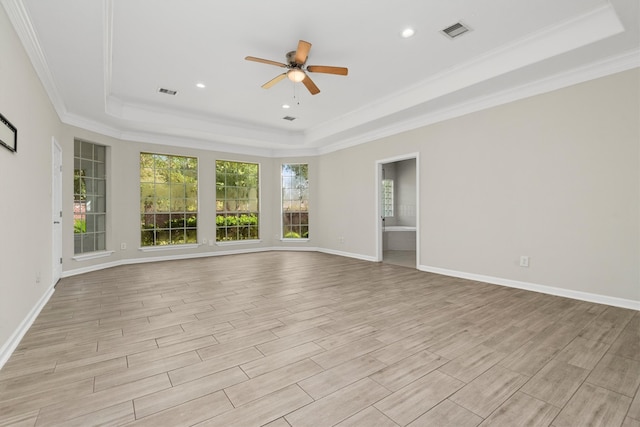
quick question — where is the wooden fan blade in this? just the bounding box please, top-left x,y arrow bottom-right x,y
262,73 -> 287,89
245,56 -> 287,68
307,65 -> 348,76
294,40 -> 312,65
302,74 -> 320,95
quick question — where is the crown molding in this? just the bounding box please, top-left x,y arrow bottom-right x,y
1,0 -> 67,119
4,0 -> 637,158
67,50 -> 640,158
103,0 -> 114,108
104,95 -> 303,149
317,49 -> 640,155
64,111 -> 279,157
308,3 -> 625,147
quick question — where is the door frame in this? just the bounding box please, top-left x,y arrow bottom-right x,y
375,153 -> 420,266
52,137 -> 62,285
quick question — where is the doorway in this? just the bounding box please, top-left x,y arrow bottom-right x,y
376,154 -> 419,268
52,138 -> 62,284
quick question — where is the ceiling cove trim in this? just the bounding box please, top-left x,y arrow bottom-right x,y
318,49 -> 640,155
104,95 -> 303,148
2,0 -> 67,119
63,112 -> 279,158
103,0 -> 114,111
65,49 -> 637,158
99,0 -> 302,152
305,3 -> 625,146
4,1 -> 637,158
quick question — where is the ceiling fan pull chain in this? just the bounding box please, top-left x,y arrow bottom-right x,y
291,82 -> 299,106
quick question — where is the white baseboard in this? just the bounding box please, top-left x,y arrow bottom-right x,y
65,249 -> 638,310
418,264 -> 640,311
270,246 -> 319,253
0,285 -> 55,370
62,251 -> 640,309
62,246 -> 320,278
317,248 -> 378,262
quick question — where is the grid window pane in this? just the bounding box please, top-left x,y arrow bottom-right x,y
140,153 -> 198,246
74,235 -> 81,253
281,164 -> 309,239
96,214 -> 106,232
382,179 -> 394,218
74,139 -> 107,254
215,161 -> 259,242
82,233 -> 95,252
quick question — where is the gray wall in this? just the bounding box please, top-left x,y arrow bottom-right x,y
316,70 -> 639,302
0,6 -> 63,355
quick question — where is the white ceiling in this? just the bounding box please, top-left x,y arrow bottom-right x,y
3,0 -> 639,156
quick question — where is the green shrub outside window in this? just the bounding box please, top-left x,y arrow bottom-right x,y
216,160 -> 259,241
140,153 -> 198,246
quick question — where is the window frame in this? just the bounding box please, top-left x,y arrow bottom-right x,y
281,163 -> 309,241
215,159 -> 261,243
382,178 -> 394,218
139,152 -> 199,248
73,139 -> 107,255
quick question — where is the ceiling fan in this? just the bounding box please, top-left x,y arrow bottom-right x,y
245,40 -> 348,95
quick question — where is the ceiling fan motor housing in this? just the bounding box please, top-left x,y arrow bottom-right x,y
286,50 -> 303,65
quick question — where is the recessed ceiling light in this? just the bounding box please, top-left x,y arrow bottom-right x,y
196,83 -> 206,89
401,28 -> 415,38
282,104 -> 291,109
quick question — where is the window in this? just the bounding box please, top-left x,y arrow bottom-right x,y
382,179 -> 394,217
282,164 -> 309,239
140,153 -> 198,246
216,160 -> 259,241
74,140 -> 106,254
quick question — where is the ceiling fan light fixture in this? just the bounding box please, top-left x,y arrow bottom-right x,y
287,69 -> 306,83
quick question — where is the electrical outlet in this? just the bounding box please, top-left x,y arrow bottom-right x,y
121,243 -> 127,250
208,239 -> 214,246
519,256 -> 529,267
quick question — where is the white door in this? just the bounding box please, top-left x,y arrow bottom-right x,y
52,138 -> 62,284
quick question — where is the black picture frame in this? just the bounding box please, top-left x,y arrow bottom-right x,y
0,113 -> 17,153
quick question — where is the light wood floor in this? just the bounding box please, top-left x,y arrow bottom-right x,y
1,252 -> 639,427
383,251 -> 416,268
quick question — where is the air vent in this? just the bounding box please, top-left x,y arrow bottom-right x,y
158,88 -> 178,95
441,22 -> 471,39
282,116 -> 297,121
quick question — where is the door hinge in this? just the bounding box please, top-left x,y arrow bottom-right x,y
59,210 -> 62,218
60,165 -> 62,172
59,258 -> 63,264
